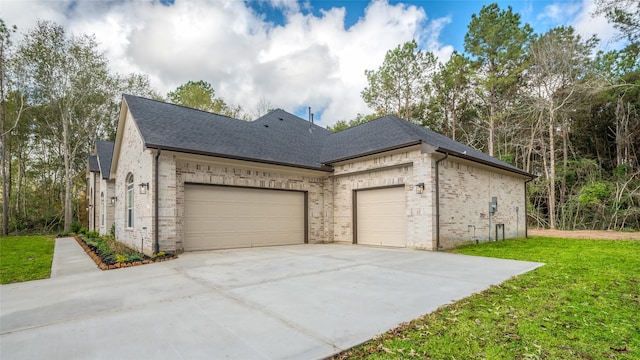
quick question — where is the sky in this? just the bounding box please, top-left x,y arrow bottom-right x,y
1,0 -> 626,127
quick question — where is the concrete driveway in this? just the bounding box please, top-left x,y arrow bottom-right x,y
1,244 -> 542,359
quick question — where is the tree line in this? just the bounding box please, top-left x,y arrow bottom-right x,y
1,0 -> 639,234
331,2 -> 640,231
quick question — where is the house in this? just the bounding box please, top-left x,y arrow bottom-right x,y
87,139 -> 115,235
88,94 -> 532,255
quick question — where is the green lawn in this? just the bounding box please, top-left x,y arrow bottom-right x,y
0,236 -> 55,284
333,237 -> 640,359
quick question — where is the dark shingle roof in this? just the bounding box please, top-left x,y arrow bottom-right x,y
88,155 -> 99,173
321,115 -> 529,175
95,140 -> 114,180
123,95 -> 332,170
121,95 -> 530,176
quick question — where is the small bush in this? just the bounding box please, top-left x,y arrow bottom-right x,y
115,254 -> 128,263
78,226 -> 88,235
126,253 -> 143,262
110,224 -> 115,237
58,231 -> 70,237
70,221 -> 81,234
86,231 -> 100,239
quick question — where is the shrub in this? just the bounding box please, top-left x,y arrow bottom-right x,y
115,254 -> 128,263
70,221 -> 81,234
110,224 -> 115,237
58,231 -> 70,237
86,231 -> 100,239
78,226 -> 88,235
126,253 -> 143,262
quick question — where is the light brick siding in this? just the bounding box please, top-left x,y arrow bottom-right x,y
98,180 -> 115,236
109,116 -> 527,253
113,111 -> 154,255
170,155 -> 332,252
332,146 -> 436,249
87,171 -> 100,232
437,157 -> 527,249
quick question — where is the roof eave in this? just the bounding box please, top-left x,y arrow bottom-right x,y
435,148 -> 534,178
144,143 -> 334,173
322,140 -> 422,165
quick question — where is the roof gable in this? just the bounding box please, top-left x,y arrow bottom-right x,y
95,140 -> 114,180
321,115 -> 529,176
122,94 -> 332,170
88,155 -> 99,173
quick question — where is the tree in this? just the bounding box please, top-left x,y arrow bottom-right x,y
464,3 -> 533,156
429,52 -> 476,141
525,26 -> 599,229
595,0 -> 640,44
167,80 -> 243,118
14,20 -> 113,231
327,113 -> 377,132
0,19 -> 17,235
361,40 -> 437,122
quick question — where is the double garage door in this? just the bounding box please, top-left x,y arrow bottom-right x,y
355,186 -> 407,247
184,185 -> 305,251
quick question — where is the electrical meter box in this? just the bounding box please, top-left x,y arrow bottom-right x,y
490,197 -> 498,214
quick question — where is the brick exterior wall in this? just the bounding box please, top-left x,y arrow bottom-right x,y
113,111 -> 155,255
331,145 -> 436,249
108,106 -> 528,254
98,179 -> 115,236
87,170 -> 100,232
171,155 -> 332,252
437,157 -> 527,249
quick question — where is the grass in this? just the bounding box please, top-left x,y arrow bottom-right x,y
0,235 -> 55,284
333,237 -> 640,359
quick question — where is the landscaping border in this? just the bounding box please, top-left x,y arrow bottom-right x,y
73,235 -> 176,270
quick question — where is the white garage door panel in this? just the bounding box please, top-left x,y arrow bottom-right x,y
184,185 -> 305,251
357,186 -> 407,247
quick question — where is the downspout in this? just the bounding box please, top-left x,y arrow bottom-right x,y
154,149 -> 161,254
435,152 -> 449,250
524,176 -> 534,238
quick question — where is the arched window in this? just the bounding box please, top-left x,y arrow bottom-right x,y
101,192 -> 105,226
126,173 -> 134,228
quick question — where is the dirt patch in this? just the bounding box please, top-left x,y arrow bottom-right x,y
529,228 -> 640,240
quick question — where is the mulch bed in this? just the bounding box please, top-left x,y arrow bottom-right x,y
73,235 -> 176,270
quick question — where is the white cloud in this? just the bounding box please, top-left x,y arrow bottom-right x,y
570,0 -> 625,50
535,0 -> 625,51
2,0 -> 455,126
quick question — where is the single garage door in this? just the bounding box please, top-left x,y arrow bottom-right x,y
184,184 -> 305,251
356,186 -> 407,247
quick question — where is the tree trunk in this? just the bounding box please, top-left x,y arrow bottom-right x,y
489,95 -> 495,157
548,109 -> 556,229
560,114 -> 569,228
1,40 -> 7,235
62,111 -> 72,232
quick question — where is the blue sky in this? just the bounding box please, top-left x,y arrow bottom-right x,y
4,0 -> 622,125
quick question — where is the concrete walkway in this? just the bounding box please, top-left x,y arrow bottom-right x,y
1,244 -> 543,360
50,237 -> 99,277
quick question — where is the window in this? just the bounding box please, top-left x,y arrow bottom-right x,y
126,173 -> 134,228
101,192 -> 105,226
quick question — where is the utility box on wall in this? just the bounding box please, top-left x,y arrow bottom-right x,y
490,196 -> 498,214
